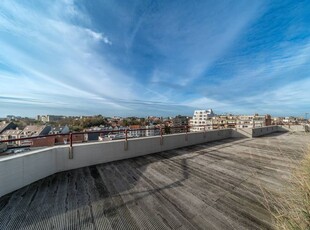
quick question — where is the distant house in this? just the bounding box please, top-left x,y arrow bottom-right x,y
172,115 -> 188,126
171,115 -> 188,133
236,114 -> 271,128
0,129 -> 23,146
20,125 -> 51,146
129,125 -> 146,137
145,125 -> 160,136
49,125 -> 70,135
21,125 -> 51,137
0,121 -> 17,134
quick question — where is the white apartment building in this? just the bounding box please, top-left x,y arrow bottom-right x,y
236,115 -> 269,128
145,125 -> 160,136
129,125 -> 146,137
236,115 -> 254,128
190,109 -> 215,132
37,115 -> 66,123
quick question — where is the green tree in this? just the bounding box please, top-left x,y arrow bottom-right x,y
164,125 -> 171,134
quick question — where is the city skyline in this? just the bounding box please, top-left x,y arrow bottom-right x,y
1,1 -> 310,117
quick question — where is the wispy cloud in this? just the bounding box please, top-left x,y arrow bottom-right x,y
85,28 -> 112,44
0,0 -> 154,115
144,1 -> 265,87
202,40 -> 310,97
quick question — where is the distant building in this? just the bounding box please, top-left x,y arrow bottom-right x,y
236,114 -> 271,128
16,125 -> 51,146
145,125 -> 160,136
22,125 -> 51,137
0,129 -> 22,146
189,110 -> 271,131
212,115 -> 237,129
272,117 -> 284,125
0,121 -> 17,134
6,115 -> 14,120
265,114 -> 272,126
252,115 -> 266,128
37,115 -> 66,123
49,125 -> 70,135
190,109 -> 215,132
171,115 -> 189,133
282,116 -> 298,124
172,115 -> 188,127
129,125 -> 146,137
236,115 -> 253,128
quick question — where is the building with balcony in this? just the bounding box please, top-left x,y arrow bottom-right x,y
212,115 -> 237,129
190,109 -> 215,132
145,125 -> 160,136
236,114 -> 271,128
129,125 -> 146,137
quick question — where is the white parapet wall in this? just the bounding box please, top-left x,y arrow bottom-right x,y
0,129 -> 232,198
0,142 -> 7,153
252,125 -> 282,137
278,125 -> 306,132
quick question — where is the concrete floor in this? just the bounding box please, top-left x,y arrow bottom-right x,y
0,132 -> 309,230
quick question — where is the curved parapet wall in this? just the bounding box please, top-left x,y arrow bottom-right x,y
0,129 -> 232,198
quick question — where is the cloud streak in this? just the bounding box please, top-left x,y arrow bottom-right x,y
0,0 -> 165,116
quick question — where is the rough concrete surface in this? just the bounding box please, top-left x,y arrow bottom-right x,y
0,132 -> 309,230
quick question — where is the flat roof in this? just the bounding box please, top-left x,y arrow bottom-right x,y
0,132 -> 309,229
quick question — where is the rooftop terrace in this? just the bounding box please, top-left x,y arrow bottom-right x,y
0,132 -> 309,229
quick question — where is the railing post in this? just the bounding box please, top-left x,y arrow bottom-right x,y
203,125 -> 206,138
124,129 -> 128,150
185,125 -> 188,141
160,127 -> 163,145
69,133 -> 73,159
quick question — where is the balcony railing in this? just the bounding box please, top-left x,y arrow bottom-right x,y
0,124 -> 282,155
0,125 -> 195,154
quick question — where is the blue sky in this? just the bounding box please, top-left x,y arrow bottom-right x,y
1,0 -> 310,117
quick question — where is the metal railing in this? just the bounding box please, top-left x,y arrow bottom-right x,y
0,125 -> 192,151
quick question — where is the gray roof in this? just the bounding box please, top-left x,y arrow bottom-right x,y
0,129 -> 22,136
0,122 -> 12,133
51,126 -> 66,132
22,125 -> 50,136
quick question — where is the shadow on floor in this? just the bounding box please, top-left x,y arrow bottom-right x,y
0,137 -> 269,229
